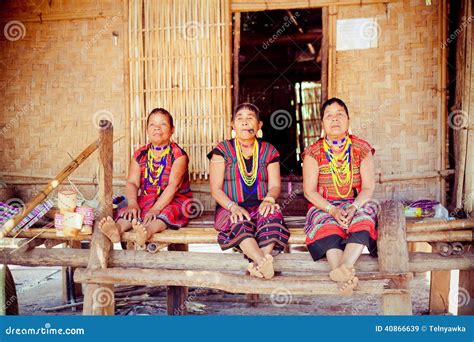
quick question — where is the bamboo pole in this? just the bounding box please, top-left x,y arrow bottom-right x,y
232,12 -> 241,109
0,140 -> 99,238
82,120 -> 114,316
10,224 -> 474,244
230,0 -> 400,12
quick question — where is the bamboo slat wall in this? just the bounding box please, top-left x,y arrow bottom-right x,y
0,0 -> 127,184
333,0 -> 444,202
128,0 -> 232,179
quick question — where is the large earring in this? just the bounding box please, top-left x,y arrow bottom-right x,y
231,130 -> 236,139
320,129 -> 325,138
348,127 -> 352,135
256,129 -> 263,138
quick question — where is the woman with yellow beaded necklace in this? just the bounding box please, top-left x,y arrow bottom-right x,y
302,98 -> 377,296
208,103 -> 290,280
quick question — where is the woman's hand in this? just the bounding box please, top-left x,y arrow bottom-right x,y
121,202 -> 141,221
258,200 -> 280,217
329,206 -> 350,230
343,205 -> 358,227
143,208 -> 161,225
229,204 -> 251,224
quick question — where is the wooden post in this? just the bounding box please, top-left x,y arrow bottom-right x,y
232,12 -> 241,109
167,243 -> 189,315
458,240 -> 473,314
321,7 -> 329,104
82,120 -> 115,315
377,201 -> 413,315
429,244 -> 451,314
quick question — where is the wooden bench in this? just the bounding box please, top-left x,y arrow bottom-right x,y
5,201 -> 474,315
3,123 -> 473,315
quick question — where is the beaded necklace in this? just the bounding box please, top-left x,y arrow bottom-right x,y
323,136 -> 353,198
144,144 -> 170,195
235,138 -> 259,187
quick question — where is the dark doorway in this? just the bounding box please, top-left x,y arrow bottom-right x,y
237,9 -> 324,176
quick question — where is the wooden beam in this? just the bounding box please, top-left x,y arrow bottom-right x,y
378,201 -> 412,315
82,120 -> 114,316
2,248 -> 473,273
230,0 -> 400,12
75,268 -> 393,295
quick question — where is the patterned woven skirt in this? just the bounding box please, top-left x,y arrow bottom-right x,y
304,199 -> 378,261
118,192 -> 192,229
214,204 -> 290,252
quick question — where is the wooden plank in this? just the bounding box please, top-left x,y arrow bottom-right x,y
75,268 -> 392,295
429,271 -> 451,314
3,248 -> 473,274
377,201 -> 412,315
82,120 -> 114,316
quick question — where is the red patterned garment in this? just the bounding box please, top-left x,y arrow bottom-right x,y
302,135 -> 377,261
119,142 -> 193,229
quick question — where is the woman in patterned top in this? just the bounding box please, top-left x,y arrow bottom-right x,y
302,98 -> 377,296
99,108 -> 192,247
208,103 -> 290,279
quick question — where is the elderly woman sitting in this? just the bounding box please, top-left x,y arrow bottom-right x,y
99,108 -> 192,247
208,103 -> 290,279
302,98 -> 377,296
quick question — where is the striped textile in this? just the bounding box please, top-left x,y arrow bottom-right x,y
301,135 -> 374,200
118,142 -> 192,228
214,205 -> 290,252
208,139 -> 279,203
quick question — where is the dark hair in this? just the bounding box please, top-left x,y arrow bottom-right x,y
320,97 -> 349,120
147,108 -> 174,128
232,103 -> 261,121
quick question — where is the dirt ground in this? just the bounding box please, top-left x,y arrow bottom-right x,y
9,243 -> 463,316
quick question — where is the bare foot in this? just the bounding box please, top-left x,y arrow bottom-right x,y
132,220 -> 148,247
337,276 -> 358,297
247,263 -> 264,278
99,216 -> 121,243
256,254 -> 274,279
329,264 -> 355,282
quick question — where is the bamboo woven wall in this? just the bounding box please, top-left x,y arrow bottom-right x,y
0,0 -> 127,184
333,0 -> 443,202
128,0 -> 232,180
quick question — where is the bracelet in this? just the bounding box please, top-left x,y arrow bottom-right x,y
350,202 -> 361,210
226,201 -> 236,210
262,196 -> 276,204
325,204 -> 335,214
